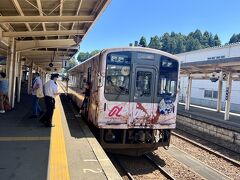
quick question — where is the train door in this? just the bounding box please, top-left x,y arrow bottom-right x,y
130,67 -> 156,126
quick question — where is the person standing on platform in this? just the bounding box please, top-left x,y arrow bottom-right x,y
77,81 -> 91,117
40,73 -> 59,127
0,72 -> 10,113
31,72 -> 43,118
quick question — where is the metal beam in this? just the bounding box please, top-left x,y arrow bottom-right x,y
58,0 -> 63,39
16,39 -> 76,51
36,0 -> 47,39
0,16 -> 95,23
69,0 -> 83,38
11,0 -> 32,32
3,30 -> 85,37
21,50 -> 74,56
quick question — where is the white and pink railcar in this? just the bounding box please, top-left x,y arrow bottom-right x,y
68,47 -> 180,155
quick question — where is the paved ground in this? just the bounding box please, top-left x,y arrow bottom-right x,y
0,83 -> 121,180
178,104 -> 240,126
0,84 -> 50,180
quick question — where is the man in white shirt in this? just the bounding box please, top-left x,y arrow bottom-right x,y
31,72 -> 43,118
40,73 -> 59,127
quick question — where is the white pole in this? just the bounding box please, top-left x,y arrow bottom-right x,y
10,51 -> 18,108
17,58 -> 23,103
217,79 -> 223,112
27,63 -> 33,94
224,73 -> 232,120
185,75 -> 192,111
7,37 -> 15,106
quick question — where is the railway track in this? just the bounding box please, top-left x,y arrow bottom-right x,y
110,153 -> 175,180
172,131 -> 240,167
144,154 -> 175,180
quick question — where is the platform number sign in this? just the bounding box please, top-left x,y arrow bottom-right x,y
225,87 -> 229,101
62,60 -> 69,68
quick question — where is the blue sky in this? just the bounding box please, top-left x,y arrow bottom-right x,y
80,0 -> 240,52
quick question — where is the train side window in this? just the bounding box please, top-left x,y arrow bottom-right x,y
158,56 -> 178,98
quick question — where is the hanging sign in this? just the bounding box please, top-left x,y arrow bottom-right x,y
62,60 -> 69,68
225,87 -> 229,101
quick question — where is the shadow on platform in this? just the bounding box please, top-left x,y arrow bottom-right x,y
0,83 -> 50,180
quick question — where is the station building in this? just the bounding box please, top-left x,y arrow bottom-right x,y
177,43 -> 240,113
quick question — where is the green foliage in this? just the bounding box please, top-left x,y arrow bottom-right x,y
64,58 -> 78,72
77,50 -> 100,63
139,36 -> 147,47
214,34 -> 221,46
229,33 -> 240,43
134,41 -> 139,46
148,35 -> 161,49
131,29 -> 226,54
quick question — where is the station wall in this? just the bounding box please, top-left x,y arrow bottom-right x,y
177,43 -> 240,113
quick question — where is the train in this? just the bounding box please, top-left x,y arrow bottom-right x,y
67,47 -> 180,156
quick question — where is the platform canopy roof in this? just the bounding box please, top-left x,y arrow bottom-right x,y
0,0 -> 111,71
180,57 -> 240,80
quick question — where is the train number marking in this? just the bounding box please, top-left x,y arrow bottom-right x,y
108,106 -> 123,117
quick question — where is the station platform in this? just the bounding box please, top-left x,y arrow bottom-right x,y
0,83 -> 121,180
177,103 -> 240,133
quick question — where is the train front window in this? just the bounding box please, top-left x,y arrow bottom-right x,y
135,71 -> 152,97
105,65 -> 130,95
104,52 -> 131,102
158,56 -> 178,97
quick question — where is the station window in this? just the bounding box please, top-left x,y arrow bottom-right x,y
204,90 -> 218,99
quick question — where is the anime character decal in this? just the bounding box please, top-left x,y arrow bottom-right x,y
104,98 -> 176,126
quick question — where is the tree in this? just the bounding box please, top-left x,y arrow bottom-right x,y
161,33 -> 170,52
193,29 -> 203,44
208,33 -> 215,47
139,36 -> 147,47
65,58 -> 78,71
229,33 -> 240,43
202,31 -> 210,48
186,37 -> 201,52
175,34 -> 186,53
148,35 -> 161,49
214,34 -> 221,46
168,37 -> 177,54
90,50 -> 100,56
134,41 -> 139,47
77,52 -> 90,62
129,43 -> 133,46
77,50 -> 100,63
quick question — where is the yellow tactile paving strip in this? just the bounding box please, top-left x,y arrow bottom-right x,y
48,96 -> 70,180
0,137 -> 50,141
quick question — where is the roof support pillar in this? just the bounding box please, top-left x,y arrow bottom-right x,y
6,37 -> 15,108
17,54 -> 23,103
27,63 -> 33,95
217,79 -> 223,112
185,75 -> 192,111
10,51 -> 19,108
224,73 -> 232,120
